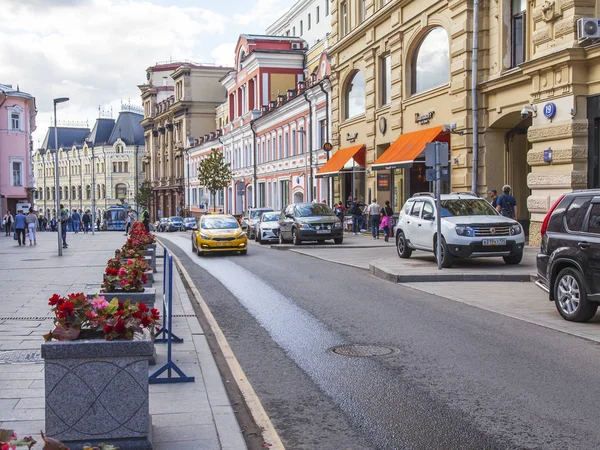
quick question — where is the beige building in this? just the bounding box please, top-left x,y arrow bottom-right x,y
33,108 -> 145,221
326,0 -> 600,244
138,62 -> 231,221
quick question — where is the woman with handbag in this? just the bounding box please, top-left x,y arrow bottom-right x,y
26,208 -> 38,246
380,200 -> 394,242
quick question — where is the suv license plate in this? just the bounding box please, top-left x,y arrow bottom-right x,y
316,230 -> 330,234
482,238 -> 506,246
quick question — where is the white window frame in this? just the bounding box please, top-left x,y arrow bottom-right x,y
10,157 -> 23,186
7,105 -> 24,132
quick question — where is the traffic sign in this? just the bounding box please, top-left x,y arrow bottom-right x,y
323,142 -> 333,152
425,142 -> 449,167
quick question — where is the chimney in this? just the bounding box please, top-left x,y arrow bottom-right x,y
297,81 -> 305,93
269,100 -> 277,110
277,94 -> 286,106
261,105 -> 269,114
311,72 -> 317,83
287,89 -> 296,100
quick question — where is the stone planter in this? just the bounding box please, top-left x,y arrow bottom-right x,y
143,248 -> 156,273
41,332 -> 153,449
90,288 -> 156,309
121,256 -> 153,273
144,270 -> 154,283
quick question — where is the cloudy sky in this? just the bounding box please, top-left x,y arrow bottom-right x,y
1,0 -> 296,145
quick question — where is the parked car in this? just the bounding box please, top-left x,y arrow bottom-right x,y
241,208 -> 274,239
166,216 -> 185,232
535,190 -> 600,322
191,214 -> 248,256
255,211 -> 281,244
394,193 -> 525,268
278,203 -> 343,245
183,217 -> 197,231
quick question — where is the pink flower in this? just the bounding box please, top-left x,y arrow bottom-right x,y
118,267 -> 127,277
92,296 -> 109,310
120,280 -> 126,286
127,259 -> 133,265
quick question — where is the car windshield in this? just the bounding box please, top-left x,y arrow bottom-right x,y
184,218 -> 196,223
440,199 -> 498,217
160,218 -> 167,223
169,217 -> 182,222
250,209 -> 272,219
295,204 -> 335,217
261,212 -> 280,222
202,217 -> 239,229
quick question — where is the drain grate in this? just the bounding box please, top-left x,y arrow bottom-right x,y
330,344 -> 397,357
172,314 -> 196,318
0,317 -> 53,321
0,350 -> 43,364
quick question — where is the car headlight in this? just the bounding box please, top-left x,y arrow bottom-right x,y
199,233 -> 211,240
296,222 -> 311,229
236,232 -> 246,239
510,224 -> 522,235
455,226 -> 474,237
333,222 -> 342,228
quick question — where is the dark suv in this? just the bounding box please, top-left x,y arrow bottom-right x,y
536,190 -> 600,322
278,203 -> 343,245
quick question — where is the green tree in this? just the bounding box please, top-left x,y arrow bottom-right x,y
197,149 -> 232,212
134,180 -> 153,210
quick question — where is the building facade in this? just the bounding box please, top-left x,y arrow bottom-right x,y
32,107 -> 145,220
0,83 -> 36,217
138,62 -> 231,221
326,0 -> 600,244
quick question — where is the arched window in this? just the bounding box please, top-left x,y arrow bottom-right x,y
344,71 -> 366,120
115,183 -> 127,200
78,186 -> 82,200
411,27 -> 450,95
86,185 -> 91,200
101,184 -> 106,199
72,186 -> 76,199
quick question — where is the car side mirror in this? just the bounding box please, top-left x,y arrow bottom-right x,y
422,212 -> 434,221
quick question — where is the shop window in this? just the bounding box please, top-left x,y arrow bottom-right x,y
411,27 -> 450,95
511,0 -> 526,67
344,71 -> 366,119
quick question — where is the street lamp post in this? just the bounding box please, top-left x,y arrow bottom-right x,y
53,97 -> 69,256
85,139 -> 96,236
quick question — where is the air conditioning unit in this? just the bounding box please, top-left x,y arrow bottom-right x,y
577,18 -> 600,41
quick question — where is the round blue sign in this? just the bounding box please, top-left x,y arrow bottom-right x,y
543,103 -> 557,119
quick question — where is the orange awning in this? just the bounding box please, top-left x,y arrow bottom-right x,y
372,126 -> 444,170
316,144 -> 366,178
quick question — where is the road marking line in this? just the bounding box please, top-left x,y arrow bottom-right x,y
170,249 -> 285,450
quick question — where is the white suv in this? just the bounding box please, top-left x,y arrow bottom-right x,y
394,193 -> 525,268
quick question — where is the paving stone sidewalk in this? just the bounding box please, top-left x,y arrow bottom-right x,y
0,230 -> 246,450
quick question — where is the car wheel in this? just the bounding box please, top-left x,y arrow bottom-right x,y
257,232 -> 262,244
334,237 -> 343,245
554,267 -> 598,322
292,228 -> 301,246
434,236 -> 454,268
503,251 -> 523,265
191,237 -> 196,253
396,231 -> 412,259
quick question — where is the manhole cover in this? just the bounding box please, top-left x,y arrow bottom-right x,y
0,350 -> 43,364
330,344 -> 397,357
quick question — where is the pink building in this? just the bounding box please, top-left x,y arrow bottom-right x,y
0,84 -> 36,216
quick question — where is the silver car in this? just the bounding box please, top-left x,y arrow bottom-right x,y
255,211 -> 281,244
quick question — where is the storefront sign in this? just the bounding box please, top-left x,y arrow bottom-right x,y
415,111 -> 435,124
323,142 -> 333,152
377,173 -> 391,191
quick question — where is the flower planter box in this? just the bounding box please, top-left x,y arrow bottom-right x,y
41,333 -> 153,449
90,288 -> 156,309
121,256 -> 154,272
143,248 -> 156,273
144,270 -> 154,283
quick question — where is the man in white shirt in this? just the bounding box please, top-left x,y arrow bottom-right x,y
367,198 -> 382,239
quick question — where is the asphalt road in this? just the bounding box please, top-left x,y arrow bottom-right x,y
160,233 -> 600,450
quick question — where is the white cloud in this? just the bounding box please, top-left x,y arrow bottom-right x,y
211,43 -> 236,68
233,0 -> 294,28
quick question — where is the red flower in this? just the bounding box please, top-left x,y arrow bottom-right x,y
138,303 -> 149,312
118,301 -> 124,310
103,324 -> 113,333
114,319 -> 126,334
133,311 -> 143,319
59,301 -> 75,316
141,316 -> 151,328
49,294 -> 62,306
151,308 -> 160,320
127,259 -> 133,265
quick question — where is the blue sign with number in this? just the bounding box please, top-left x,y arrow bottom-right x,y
543,103 -> 556,119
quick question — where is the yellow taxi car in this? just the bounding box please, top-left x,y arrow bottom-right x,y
191,214 -> 248,256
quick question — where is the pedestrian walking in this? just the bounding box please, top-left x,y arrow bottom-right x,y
334,202 -> 345,221
141,206 -> 150,232
496,185 -> 517,219
26,208 -> 38,246
71,209 -> 81,234
38,215 -> 44,233
348,199 -> 365,235
96,217 -> 101,232
367,198 -> 382,239
50,217 -> 57,232
3,210 -> 13,236
380,200 -> 394,242
125,209 -> 135,235
59,204 -> 69,249
488,189 -> 498,208
82,211 -> 91,234
14,210 -> 27,247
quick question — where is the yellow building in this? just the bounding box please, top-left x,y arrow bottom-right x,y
326,0 -> 600,244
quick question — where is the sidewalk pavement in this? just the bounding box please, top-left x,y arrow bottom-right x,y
0,231 -> 246,450
279,233 -> 536,282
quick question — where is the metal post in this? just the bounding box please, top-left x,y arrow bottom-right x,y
435,142 -> 442,270
54,101 -> 64,255
91,146 -> 95,235
471,0 -> 480,195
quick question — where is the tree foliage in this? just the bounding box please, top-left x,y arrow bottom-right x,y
197,149 -> 232,211
134,180 -> 153,208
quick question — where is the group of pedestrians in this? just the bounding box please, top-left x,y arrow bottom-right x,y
8,208 -> 40,247
345,198 -> 394,241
